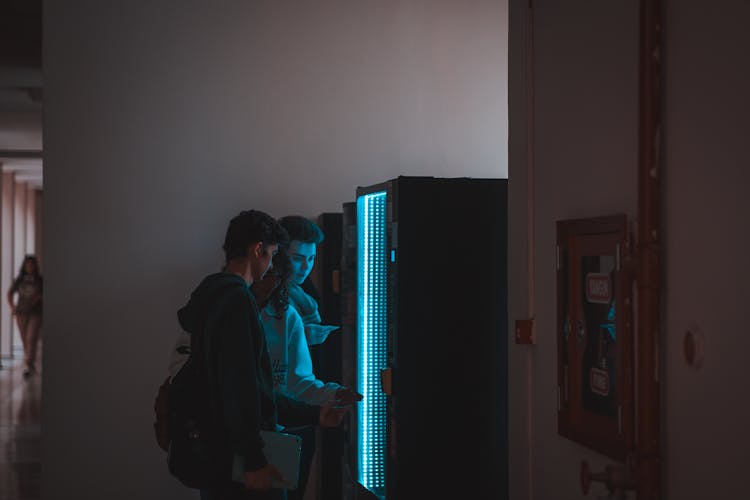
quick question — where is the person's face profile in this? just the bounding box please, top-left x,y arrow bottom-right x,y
252,270 -> 282,305
288,240 -> 316,285
252,243 -> 278,280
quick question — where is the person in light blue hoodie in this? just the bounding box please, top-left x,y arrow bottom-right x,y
253,249 -> 361,406
278,215 -> 339,346
251,248 -> 362,500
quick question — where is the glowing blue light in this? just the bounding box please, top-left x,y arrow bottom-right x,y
600,302 -> 616,341
357,191 -> 387,498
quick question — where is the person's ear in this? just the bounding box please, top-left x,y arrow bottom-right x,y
248,241 -> 264,258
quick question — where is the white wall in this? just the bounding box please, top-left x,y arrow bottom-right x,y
661,0 -> 750,497
511,1 -> 639,499
42,1 -> 508,499
508,0 -> 750,498
25,184 -> 36,253
34,190 -> 42,267
0,171 -> 14,359
12,179 -> 27,351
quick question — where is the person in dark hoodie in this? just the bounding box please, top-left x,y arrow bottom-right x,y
177,209 -> 348,500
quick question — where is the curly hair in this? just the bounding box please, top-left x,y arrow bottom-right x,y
223,209 -> 288,262
15,255 -> 41,280
278,215 -> 324,244
266,248 -> 293,315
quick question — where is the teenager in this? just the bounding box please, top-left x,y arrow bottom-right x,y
177,210 -> 348,500
278,216 -> 337,346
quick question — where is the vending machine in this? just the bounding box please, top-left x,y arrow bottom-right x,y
311,212 -> 346,500
341,176 -> 509,500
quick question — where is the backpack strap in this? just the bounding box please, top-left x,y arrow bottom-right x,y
191,282 -> 249,426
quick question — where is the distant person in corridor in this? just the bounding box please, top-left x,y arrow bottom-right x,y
7,255 -> 43,379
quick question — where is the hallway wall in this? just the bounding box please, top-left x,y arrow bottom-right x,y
508,0 -> 750,498
660,0 -> 749,496
0,172 -> 13,359
42,2 -> 508,499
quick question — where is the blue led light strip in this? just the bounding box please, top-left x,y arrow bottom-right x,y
356,191 -> 387,498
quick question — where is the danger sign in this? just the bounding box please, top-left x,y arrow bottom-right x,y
586,273 -> 611,304
590,367 -> 610,396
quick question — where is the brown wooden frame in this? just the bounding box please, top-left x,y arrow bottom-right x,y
557,214 -> 634,461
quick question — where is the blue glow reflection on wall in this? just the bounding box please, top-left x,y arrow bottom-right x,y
356,191 -> 387,497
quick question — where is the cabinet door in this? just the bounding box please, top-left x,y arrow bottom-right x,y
557,214 -> 634,461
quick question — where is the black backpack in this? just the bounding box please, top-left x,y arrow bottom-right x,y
166,293 -> 233,489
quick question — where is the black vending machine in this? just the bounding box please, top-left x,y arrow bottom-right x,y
310,212 -> 345,500
341,176 -> 509,500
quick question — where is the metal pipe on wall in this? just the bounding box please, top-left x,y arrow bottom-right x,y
525,3 -> 536,500
636,0 -> 662,498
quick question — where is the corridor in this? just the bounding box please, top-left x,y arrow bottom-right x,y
0,354 -> 41,500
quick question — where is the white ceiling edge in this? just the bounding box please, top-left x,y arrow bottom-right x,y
0,158 -> 42,172
0,158 -> 43,190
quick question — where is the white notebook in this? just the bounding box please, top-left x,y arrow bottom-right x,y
232,430 -> 303,490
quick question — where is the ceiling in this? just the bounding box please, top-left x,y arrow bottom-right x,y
0,0 -> 42,189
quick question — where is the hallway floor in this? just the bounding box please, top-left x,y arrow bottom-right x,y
0,354 -> 41,500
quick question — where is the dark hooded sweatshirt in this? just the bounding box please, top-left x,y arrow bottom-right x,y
177,272 -> 319,473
